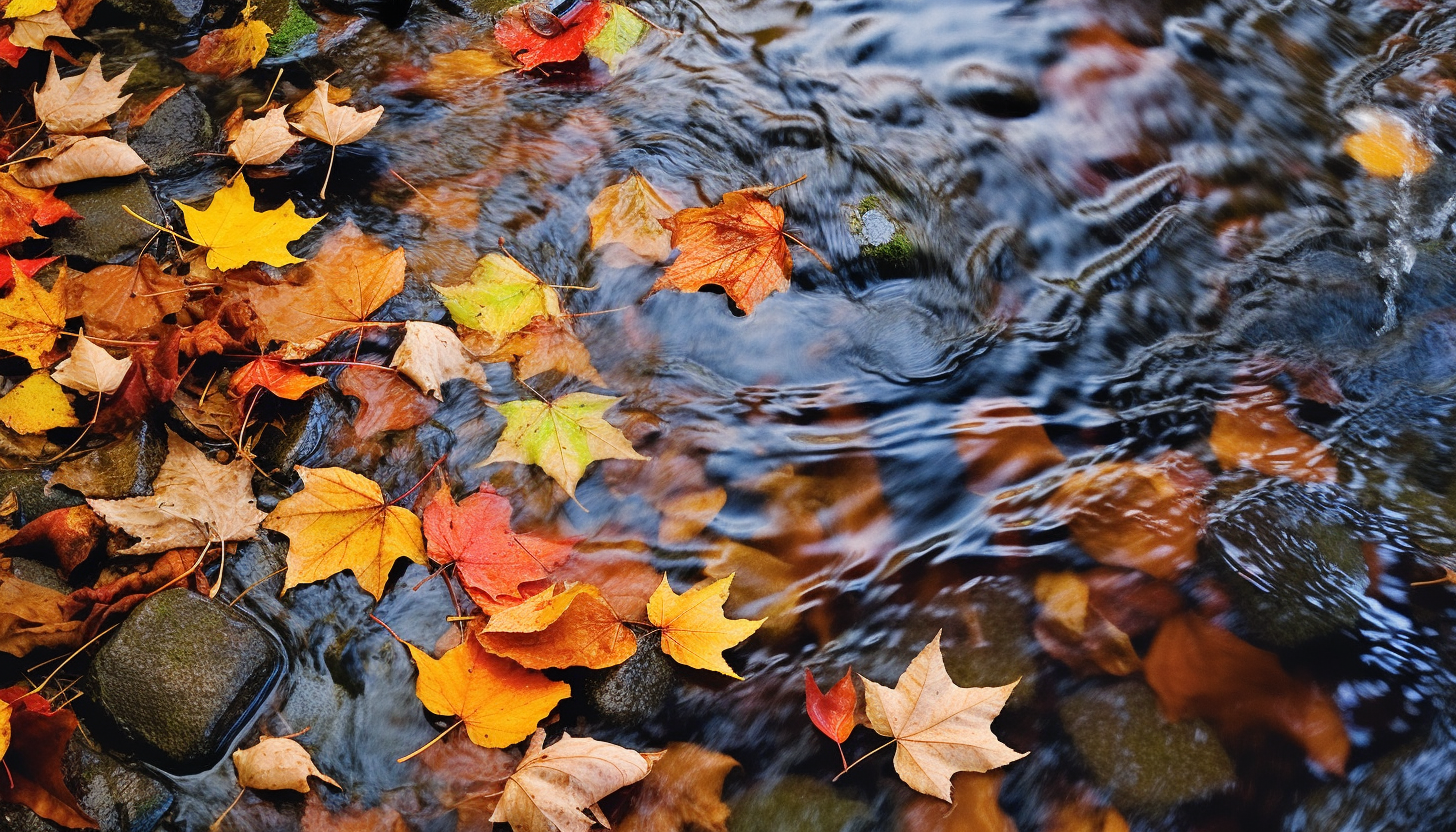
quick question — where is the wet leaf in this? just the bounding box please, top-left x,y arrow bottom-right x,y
337,364 -> 437,437
0,271 -> 67,367
1,505 -> 105,576
0,254 -> 57,289
862,633 -> 1025,802
61,548 -> 213,638
88,431 -> 267,554
4,0 -> 54,17
491,728 -> 659,832
484,392 -> 647,498
389,320 -> 488,400
11,135 -> 148,188
233,736 -> 340,793
176,176 -> 322,271
0,24 -> 24,65
416,732 -> 517,828
435,253 -> 563,354
34,53 -> 131,133
479,314 -> 605,386
178,14 -> 271,79
475,582 -> 637,669
422,485 -> 575,607
7,10 -> 72,50
291,80 -> 384,147
952,398 -> 1064,495
91,326 -> 181,434
1144,612 -> 1349,775
0,172 -> 77,248
584,3 -> 646,73
52,334 -> 132,394
413,47 -> 514,99
1209,383 -> 1336,484
301,795 -> 409,832
587,172 -> 674,261
493,0 -> 611,70
657,486 -> 726,545
651,189 -> 792,314
806,667 -> 856,743
263,466 -> 427,600
0,686 -> 95,828
1044,801 -> 1129,832
1032,571 -> 1140,677
647,574 -> 763,679
1343,106 -> 1433,178
616,742 -> 738,832
895,771 -> 1017,832
229,357 -> 328,400
405,637 -> 570,749
58,255 -> 187,341
554,539 -> 660,622
228,107 -> 300,166
0,558 -> 83,656
0,372 -> 77,433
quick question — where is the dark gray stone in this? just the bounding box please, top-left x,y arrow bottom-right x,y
9,557 -> 69,593
63,737 -> 173,832
1059,680 -> 1235,812
50,177 -> 165,266
85,589 -> 284,773
49,417 -> 168,500
0,467 -> 85,524
252,388 -> 351,479
106,0 -> 203,29
728,776 -> 870,832
581,631 -> 674,725
0,803 -> 57,831
127,90 -> 214,176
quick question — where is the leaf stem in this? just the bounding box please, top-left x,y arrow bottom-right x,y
389,451 -> 449,506
320,144 -> 336,200
209,787 -> 245,832
397,719 -> 462,763
29,624 -> 119,695
831,738 -> 895,781
122,206 -> 201,247
783,231 -> 833,271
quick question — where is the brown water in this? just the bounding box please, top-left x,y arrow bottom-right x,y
99,0 -> 1456,829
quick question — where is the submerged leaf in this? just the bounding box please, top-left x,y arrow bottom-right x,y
648,574 -> 763,679
587,172 -> 674,261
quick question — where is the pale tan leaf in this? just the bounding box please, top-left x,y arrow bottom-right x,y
291,80 -> 383,147
233,737 -> 340,793
491,729 -> 660,832
34,53 -> 132,134
8,9 -> 72,49
51,334 -> 131,394
389,320 -> 488,400
11,136 -> 148,188
228,107 -> 300,166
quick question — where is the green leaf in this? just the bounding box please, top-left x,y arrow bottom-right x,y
585,3 -> 647,73
434,254 -> 562,343
482,392 -> 647,498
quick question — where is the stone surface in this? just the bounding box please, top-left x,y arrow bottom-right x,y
51,177 -> 166,266
63,737 -> 173,832
127,89 -> 214,176
50,417 -> 168,500
106,0 -> 203,29
85,588 -> 284,773
8,557 -> 69,593
728,776 -> 870,832
1059,680 -> 1235,812
252,388 -> 351,481
581,630 -> 675,725
0,467 -> 85,524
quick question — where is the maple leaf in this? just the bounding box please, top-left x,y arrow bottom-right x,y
290,80 -> 384,198
52,334 -> 131,394
263,466 -> 427,600
480,315 -> 605,386
34,53 -> 132,134
435,253 -> 563,353
409,47 -> 514,101
0,25 -> 23,65
1209,383 -> 1335,483
616,742 -> 738,832
3,0 -> 54,18
11,135 -> 148,188
861,632 -> 1025,802
0,558 -> 83,656
806,667 -> 857,756
953,398 -> 1066,495
651,189 -> 794,314
229,357 -> 328,400
245,220 -> 404,355
405,637 -> 569,748
178,12 -> 272,79
0,687 -> 96,829
584,3 -> 647,73
491,728 -> 659,832
58,255 -> 187,341
647,574 -> 763,679
0,271 -> 65,368
228,107 -> 300,166
175,176 -> 322,271
389,320 -> 489,400
422,485 -> 575,606
91,326 -> 181,435
588,172 -> 674,262
0,373 -> 78,433
0,172 -> 77,248
494,0 -> 611,70
88,431 -> 267,554
232,736 -> 340,793
475,582 -> 637,669
0,254 -> 56,290
484,392 -> 647,498
337,364 -> 438,437
8,9 -> 72,50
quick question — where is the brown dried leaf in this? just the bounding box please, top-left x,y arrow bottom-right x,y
11,136 -> 148,188
337,364 -> 438,437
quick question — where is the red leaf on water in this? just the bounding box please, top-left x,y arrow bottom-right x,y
422,486 -> 577,608
805,667 -> 856,744
493,0 -> 610,70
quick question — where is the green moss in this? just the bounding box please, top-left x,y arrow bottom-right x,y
266,0 -> 317,57
864,231 -> 913,263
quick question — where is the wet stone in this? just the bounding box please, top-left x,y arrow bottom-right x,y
85,588 -> 285,773
728,776 -> 871,832
0,467 -> 85,525
63,737 -> 173,832
106,0 -> 203,30
127,89 -> 214,176
1059,680 -> 1234,813
50,177 -> 166,267
9,557 -> 69,593
49,417 -> 168,500
0,803 -> 56,832
941,581 -> 1039,710
252,388 -> 351,481
581,631 -> 675,725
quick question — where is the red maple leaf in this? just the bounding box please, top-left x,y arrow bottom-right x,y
0,686 -> 96,829
805,668 -> 856,767
493,0 -> 610,70
422,485 -> 576,608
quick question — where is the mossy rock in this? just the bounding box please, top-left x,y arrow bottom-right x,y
729,776 -> 871,832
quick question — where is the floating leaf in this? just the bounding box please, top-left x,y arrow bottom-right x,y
651,189 -> 793,314
406,637 -> 569,749
436,253 -> 562,353
291,79 -> 383,147
0,373 -> 77,433
491,728 -> 658,832
229,357 -> 328,400
228,107 -> 300,166
178,12 -> 271,79
587,172 -> 674,261
175,176 -> 322,271
493,0 -> 611,70
475,582 -> 637,669
584,3 -> 647,72
484,392 -> 646,498
389,320 -> 488,400
233,736 -> 340,793
806,667 -> 857,745
1344,106 -> 1433,178
422,485 -> 574,607
647,574 -> 763,679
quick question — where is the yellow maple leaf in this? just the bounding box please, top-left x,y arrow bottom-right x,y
0,372 -> 78,434
174,176 -> 322,271
647,574 -> 763,679
405,637 -> 569,749
0,271 -> 66,368
262,466 -> 426,600
482,392 -> 647,499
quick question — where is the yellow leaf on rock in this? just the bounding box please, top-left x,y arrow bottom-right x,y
475,583 -> 637,669
175,176 -> 321,271
406,638 -> 569,749
647,574 -> 763,679
263,466 -> 427,600
0,373 -> 77,434
588,172 -> 675,262
0,272 -> 66,368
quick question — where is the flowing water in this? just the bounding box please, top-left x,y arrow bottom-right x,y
70,0 -> 1456,829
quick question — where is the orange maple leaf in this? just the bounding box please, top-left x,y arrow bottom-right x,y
404,636 -> 569,749
229,357 -> 328,400
474,582 -> 637,669
650,189 -> 793,314
422,486 -> 576,609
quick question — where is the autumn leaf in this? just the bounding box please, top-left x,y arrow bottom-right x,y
588,172 -> 674,261
896,772 -> 1017,832
2,505 -> 106,577
52,334 -> 132,395
0,254 -> 56,289
389,320 -> 489,400
34,53 -> 131,134
647,574 -> 763,679
616,743 -> 738,832
337,364 -> 437,437
0,270 -> 66,367
491,728 -> 659,832
264,466 -> 427,600
584,3 -> 646,72
422,485 -> 574,607
1344,106 -> 1432,178
484,392 -> 647,498
61,548 -> 214,639
952,398 -> 1065,495
650,189 -> 793,314
11,135 -> 148,188
405,637 -> 569,749
1209,383 -> 1336,483
57,255 -> 187,341
1032,571 -> 1140,677
178,8 -> 272,79
290,80 -> 383,197
245,220 -> 404,355
475,582 -> 637,669
478,314 -> 605,386
0,172 -> 76,248
228,107 -> 301,166
229,357 -> 328,400
4,0 -> 55,18
806,668 -> 857,753
0,687 -> 96,829
436,253 -> 563,354
0,558 -> 83,656
91,327 -> 181,435
7,9 -> 72,49
493,0 -> 611,70
233,736 -> 340,792
175,176 -> 322,271
411,47 -> 514,100
862,632 -> 1025,802
0,373 -> 77,433
88,431 -> 267,554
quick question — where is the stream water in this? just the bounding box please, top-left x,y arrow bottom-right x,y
51,0 -> 1456,829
